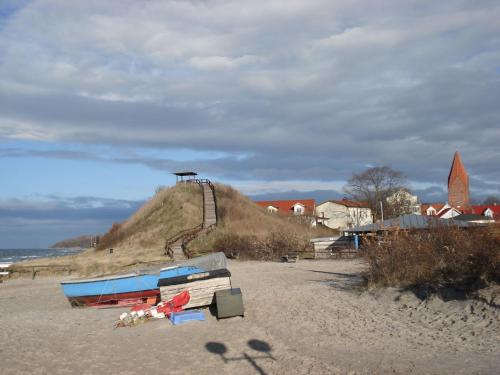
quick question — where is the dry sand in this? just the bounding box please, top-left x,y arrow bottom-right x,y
1,259 -> 499,374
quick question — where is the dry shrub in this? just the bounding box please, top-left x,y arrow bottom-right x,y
211,231 -> 312,261
212,233 -> 259,259
97,222 -> 124,250
363,225 -> 500,288
264,231 -> 312,256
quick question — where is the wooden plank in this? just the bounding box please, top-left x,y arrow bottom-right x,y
160,277 -> 231,308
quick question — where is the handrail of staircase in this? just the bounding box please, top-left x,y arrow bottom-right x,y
164,223 -> 203,252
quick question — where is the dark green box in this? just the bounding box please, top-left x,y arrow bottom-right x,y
215,288 -> 244,319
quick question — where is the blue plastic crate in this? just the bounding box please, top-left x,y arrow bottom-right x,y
170,310 -> 205,325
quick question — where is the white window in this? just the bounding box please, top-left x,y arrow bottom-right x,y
484,209 -> 493,218
293,204 -> 304,215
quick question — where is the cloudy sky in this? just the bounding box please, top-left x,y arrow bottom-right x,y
1,0 -> 499,247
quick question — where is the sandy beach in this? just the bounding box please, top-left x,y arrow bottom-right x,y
1,259 -> 499,374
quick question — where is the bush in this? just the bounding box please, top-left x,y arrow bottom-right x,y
96,222 -> 125,251
363,225 -> 500,288
211,231 -> 313,261
265,231 -> 312,257
212,233 -> 260,259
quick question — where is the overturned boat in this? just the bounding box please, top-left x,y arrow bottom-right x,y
61,252 -> 227,307
158,254 -> 231,309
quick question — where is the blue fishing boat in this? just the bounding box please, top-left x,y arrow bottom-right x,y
61,252 -> 227,307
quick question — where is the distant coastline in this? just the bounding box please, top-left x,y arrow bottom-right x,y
50,235 -> 97,249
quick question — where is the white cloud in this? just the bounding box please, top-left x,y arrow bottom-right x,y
188,55 -> 264,70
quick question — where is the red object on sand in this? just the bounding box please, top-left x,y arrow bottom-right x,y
172,290 -> 190,307
156,290 -> 191,317
130,303 -> 152,312
124,290 -> 191,318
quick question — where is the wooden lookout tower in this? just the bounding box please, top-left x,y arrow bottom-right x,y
174,171 -> 198,184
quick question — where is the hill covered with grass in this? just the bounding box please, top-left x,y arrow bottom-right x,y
188,184 -> 334,259
96,183 -> 334,259
17,182 -> 334,276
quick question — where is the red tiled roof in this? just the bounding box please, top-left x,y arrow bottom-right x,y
255,199 -> 316,215
469,205 -> 500,218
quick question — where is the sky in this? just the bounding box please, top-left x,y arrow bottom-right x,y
1,0 -> 499,248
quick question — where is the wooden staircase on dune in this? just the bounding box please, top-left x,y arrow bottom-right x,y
202,182 -> 217,228
164,179 -> 218,260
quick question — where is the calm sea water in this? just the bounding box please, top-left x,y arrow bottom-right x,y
0,248 -> 85,264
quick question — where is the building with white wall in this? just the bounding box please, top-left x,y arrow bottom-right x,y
315,198 -> 373,230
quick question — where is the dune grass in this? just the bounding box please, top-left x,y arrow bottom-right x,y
16,182 -> 335,276
188,184 -> 335,259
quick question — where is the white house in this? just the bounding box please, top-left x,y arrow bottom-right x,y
292,203 -> 305,215
315,198 -> 373,230
265,205 -> 279,213
483,208 -> 494,218
421,203 -> 449,216
437,207 -> 461,219
255,199 -> 316,216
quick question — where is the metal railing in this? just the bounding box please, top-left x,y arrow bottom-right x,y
164,223 -> 203,258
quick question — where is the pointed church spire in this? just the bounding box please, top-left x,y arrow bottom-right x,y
448,151 -> 470,208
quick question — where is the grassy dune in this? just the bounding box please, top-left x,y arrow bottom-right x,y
15,183 -> 334,276
188,184 -> 335,258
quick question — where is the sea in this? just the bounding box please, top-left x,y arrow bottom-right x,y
0,248 -> 85,264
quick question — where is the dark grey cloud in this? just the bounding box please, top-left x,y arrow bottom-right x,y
0,0 -> 499,197
2,142 -> 498,202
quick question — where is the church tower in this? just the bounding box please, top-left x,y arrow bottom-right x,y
448,151 -> 470,209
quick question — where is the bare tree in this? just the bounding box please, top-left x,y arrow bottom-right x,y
343,166 -> 408,220
385,188 -> 419,217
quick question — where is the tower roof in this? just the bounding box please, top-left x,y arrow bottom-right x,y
448,151 -> 468,188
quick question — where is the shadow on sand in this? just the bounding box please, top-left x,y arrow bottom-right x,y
205,339 -> 275,375
306,269 -> 366,292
